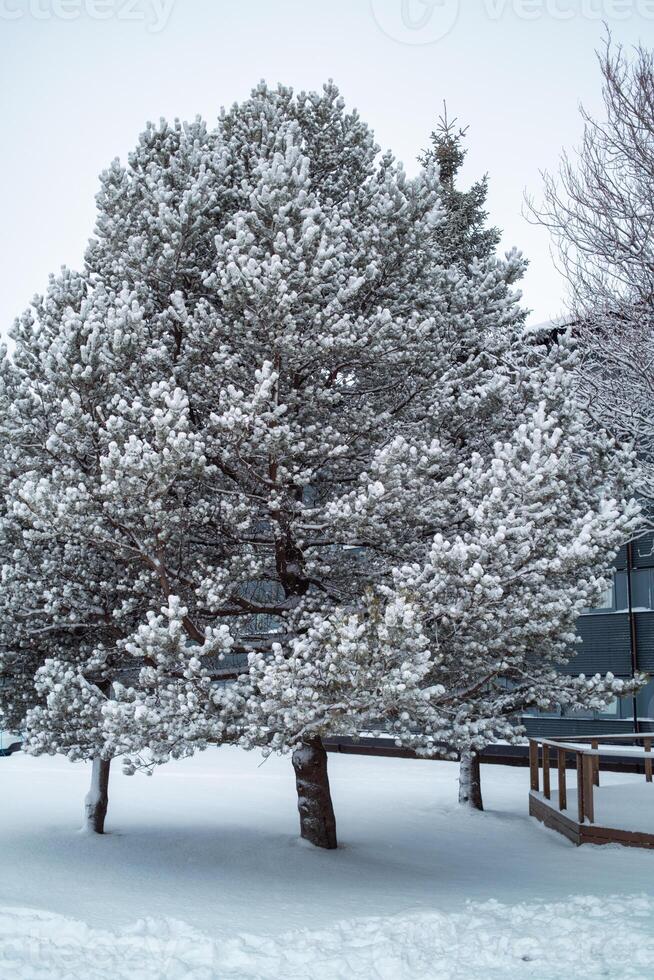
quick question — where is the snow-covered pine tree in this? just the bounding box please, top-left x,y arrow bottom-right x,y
91,86 -> 493,847
0,266 -> 239,831
91,88 -> 579,847
415,107 -> 640,806
0,83 -> 637,846
1,84 -> 454,841
422,107 -> 502,804
0,271 -> 124,833
0,264 -> 266,828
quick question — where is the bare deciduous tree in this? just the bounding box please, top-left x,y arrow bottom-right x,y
528,35 -> 654,505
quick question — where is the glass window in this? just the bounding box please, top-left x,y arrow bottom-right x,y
631,568 -> 653,610
596,583 -> 614,609
582,581 -> 615,614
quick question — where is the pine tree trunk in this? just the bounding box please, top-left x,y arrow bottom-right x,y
458,752 -> 484,811
83,757 -> 111,834
292,737 -> 337,849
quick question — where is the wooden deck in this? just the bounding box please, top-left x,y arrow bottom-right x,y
529,791 -> 654,848
529,733 -> 654,849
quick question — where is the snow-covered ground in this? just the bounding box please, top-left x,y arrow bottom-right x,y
1,748 -> 653,979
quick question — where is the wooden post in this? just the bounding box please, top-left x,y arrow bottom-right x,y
645,738 -> 652,783
542,743 -> 551,799
529,740 -> 539,792
576,752 -> 585,823
583,754 -> 595,824
591,739 -> 600,787
557,748 -> 567,811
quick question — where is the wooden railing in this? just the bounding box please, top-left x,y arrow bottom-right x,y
529,733 -> 654,831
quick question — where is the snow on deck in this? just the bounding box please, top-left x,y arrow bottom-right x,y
546,771 -> 654,834
1,748 -> 654,978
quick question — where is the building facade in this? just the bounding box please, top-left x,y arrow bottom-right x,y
524,532 -> 654,738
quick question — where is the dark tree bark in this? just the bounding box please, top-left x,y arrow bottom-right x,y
458,752 -> 484,811
84,757 -> 111,834
292,737 -> 337,849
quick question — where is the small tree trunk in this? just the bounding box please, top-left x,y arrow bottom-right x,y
458,751 -> 484,811
83,757 -> 111,834
292,737 -> 337,849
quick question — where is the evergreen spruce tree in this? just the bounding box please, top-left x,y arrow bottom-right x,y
421,105 -> 501,269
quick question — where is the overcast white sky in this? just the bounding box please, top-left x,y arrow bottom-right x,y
1,0 -> 653,332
